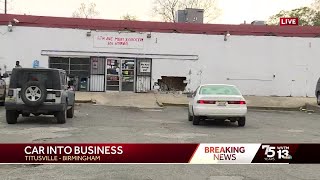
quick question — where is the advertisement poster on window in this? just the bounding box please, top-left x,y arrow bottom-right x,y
92,60 -> 98,69
140,62 -> 151,73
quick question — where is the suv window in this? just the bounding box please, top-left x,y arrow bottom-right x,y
9,69 -> 61,89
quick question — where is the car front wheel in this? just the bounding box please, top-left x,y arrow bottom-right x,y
317,93 -> 320,105
238,117 -> 246,127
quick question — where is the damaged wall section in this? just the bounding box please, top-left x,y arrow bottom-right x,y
151,59 -> 199,93
157,76 -> 187,91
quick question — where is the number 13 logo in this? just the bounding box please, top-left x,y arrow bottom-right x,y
262,145 -> 290,159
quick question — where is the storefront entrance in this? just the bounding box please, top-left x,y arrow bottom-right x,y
49,56 -> 151,93
106,58 -> 136,92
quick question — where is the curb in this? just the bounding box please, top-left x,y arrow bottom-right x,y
93,105 -> 163,110
162,103 -> 188,107
304,103 -> 320,113
75,100 -> 93,103
156,101 -> 164,107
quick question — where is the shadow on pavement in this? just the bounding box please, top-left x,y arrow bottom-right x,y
195,120 -> 241,128
16,116 -> 58,125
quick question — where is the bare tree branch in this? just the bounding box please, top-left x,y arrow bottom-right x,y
121,13 -> 138,21
72,2 -> 100,19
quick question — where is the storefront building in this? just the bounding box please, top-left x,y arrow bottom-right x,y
1,14 -> 320,97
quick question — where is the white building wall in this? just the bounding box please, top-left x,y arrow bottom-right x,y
0,26 -> 320,97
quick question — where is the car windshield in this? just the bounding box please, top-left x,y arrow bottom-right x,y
199,85 -> 241,95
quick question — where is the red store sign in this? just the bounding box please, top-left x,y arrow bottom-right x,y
94,33 -> 145,49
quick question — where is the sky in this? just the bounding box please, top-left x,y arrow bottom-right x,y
0,0 -> 315,24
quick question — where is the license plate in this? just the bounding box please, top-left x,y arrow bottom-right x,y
218,102 -> 227,106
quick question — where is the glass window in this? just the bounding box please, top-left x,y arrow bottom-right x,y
199,85 -> 241,95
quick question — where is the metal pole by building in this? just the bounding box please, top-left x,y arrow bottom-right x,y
4,0 -> 7,14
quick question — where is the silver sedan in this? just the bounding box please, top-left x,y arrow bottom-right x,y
188,84 -> 247,126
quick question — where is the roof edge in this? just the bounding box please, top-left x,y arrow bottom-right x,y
1,14 -> 320,37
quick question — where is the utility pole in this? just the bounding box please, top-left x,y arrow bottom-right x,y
4,0 -> 7,14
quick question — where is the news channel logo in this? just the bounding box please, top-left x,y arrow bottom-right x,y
262,145 -> 292,161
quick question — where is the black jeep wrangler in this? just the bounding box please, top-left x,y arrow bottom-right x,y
5,68 -> 75,124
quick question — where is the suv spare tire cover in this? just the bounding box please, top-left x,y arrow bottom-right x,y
21,81 -> 47,107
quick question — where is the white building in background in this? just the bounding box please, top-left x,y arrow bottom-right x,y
1,14 -> 320,97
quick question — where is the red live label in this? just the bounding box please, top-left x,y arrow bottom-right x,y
280,18 -> 299,26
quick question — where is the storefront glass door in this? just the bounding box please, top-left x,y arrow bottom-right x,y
121,59 -> 135,91
106,59 -> 121,91
106,58 -> 135,92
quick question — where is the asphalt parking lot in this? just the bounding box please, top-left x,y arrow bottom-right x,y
0,104 -> 320,179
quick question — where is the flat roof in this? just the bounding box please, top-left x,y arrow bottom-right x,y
1,14 -> 320,37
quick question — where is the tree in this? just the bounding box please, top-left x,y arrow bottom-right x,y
72,2 -> 100,18
312,0 -> 320,11
267,7 -> 320,26
121,13 -> 138,21
152,0 -> 221,23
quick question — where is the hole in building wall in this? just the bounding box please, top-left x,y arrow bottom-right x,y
157,76 -> 187,91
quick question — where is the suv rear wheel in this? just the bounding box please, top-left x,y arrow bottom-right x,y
21,81 -> 47,107
317,92 -> 320,105
6,110 -> 18,124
